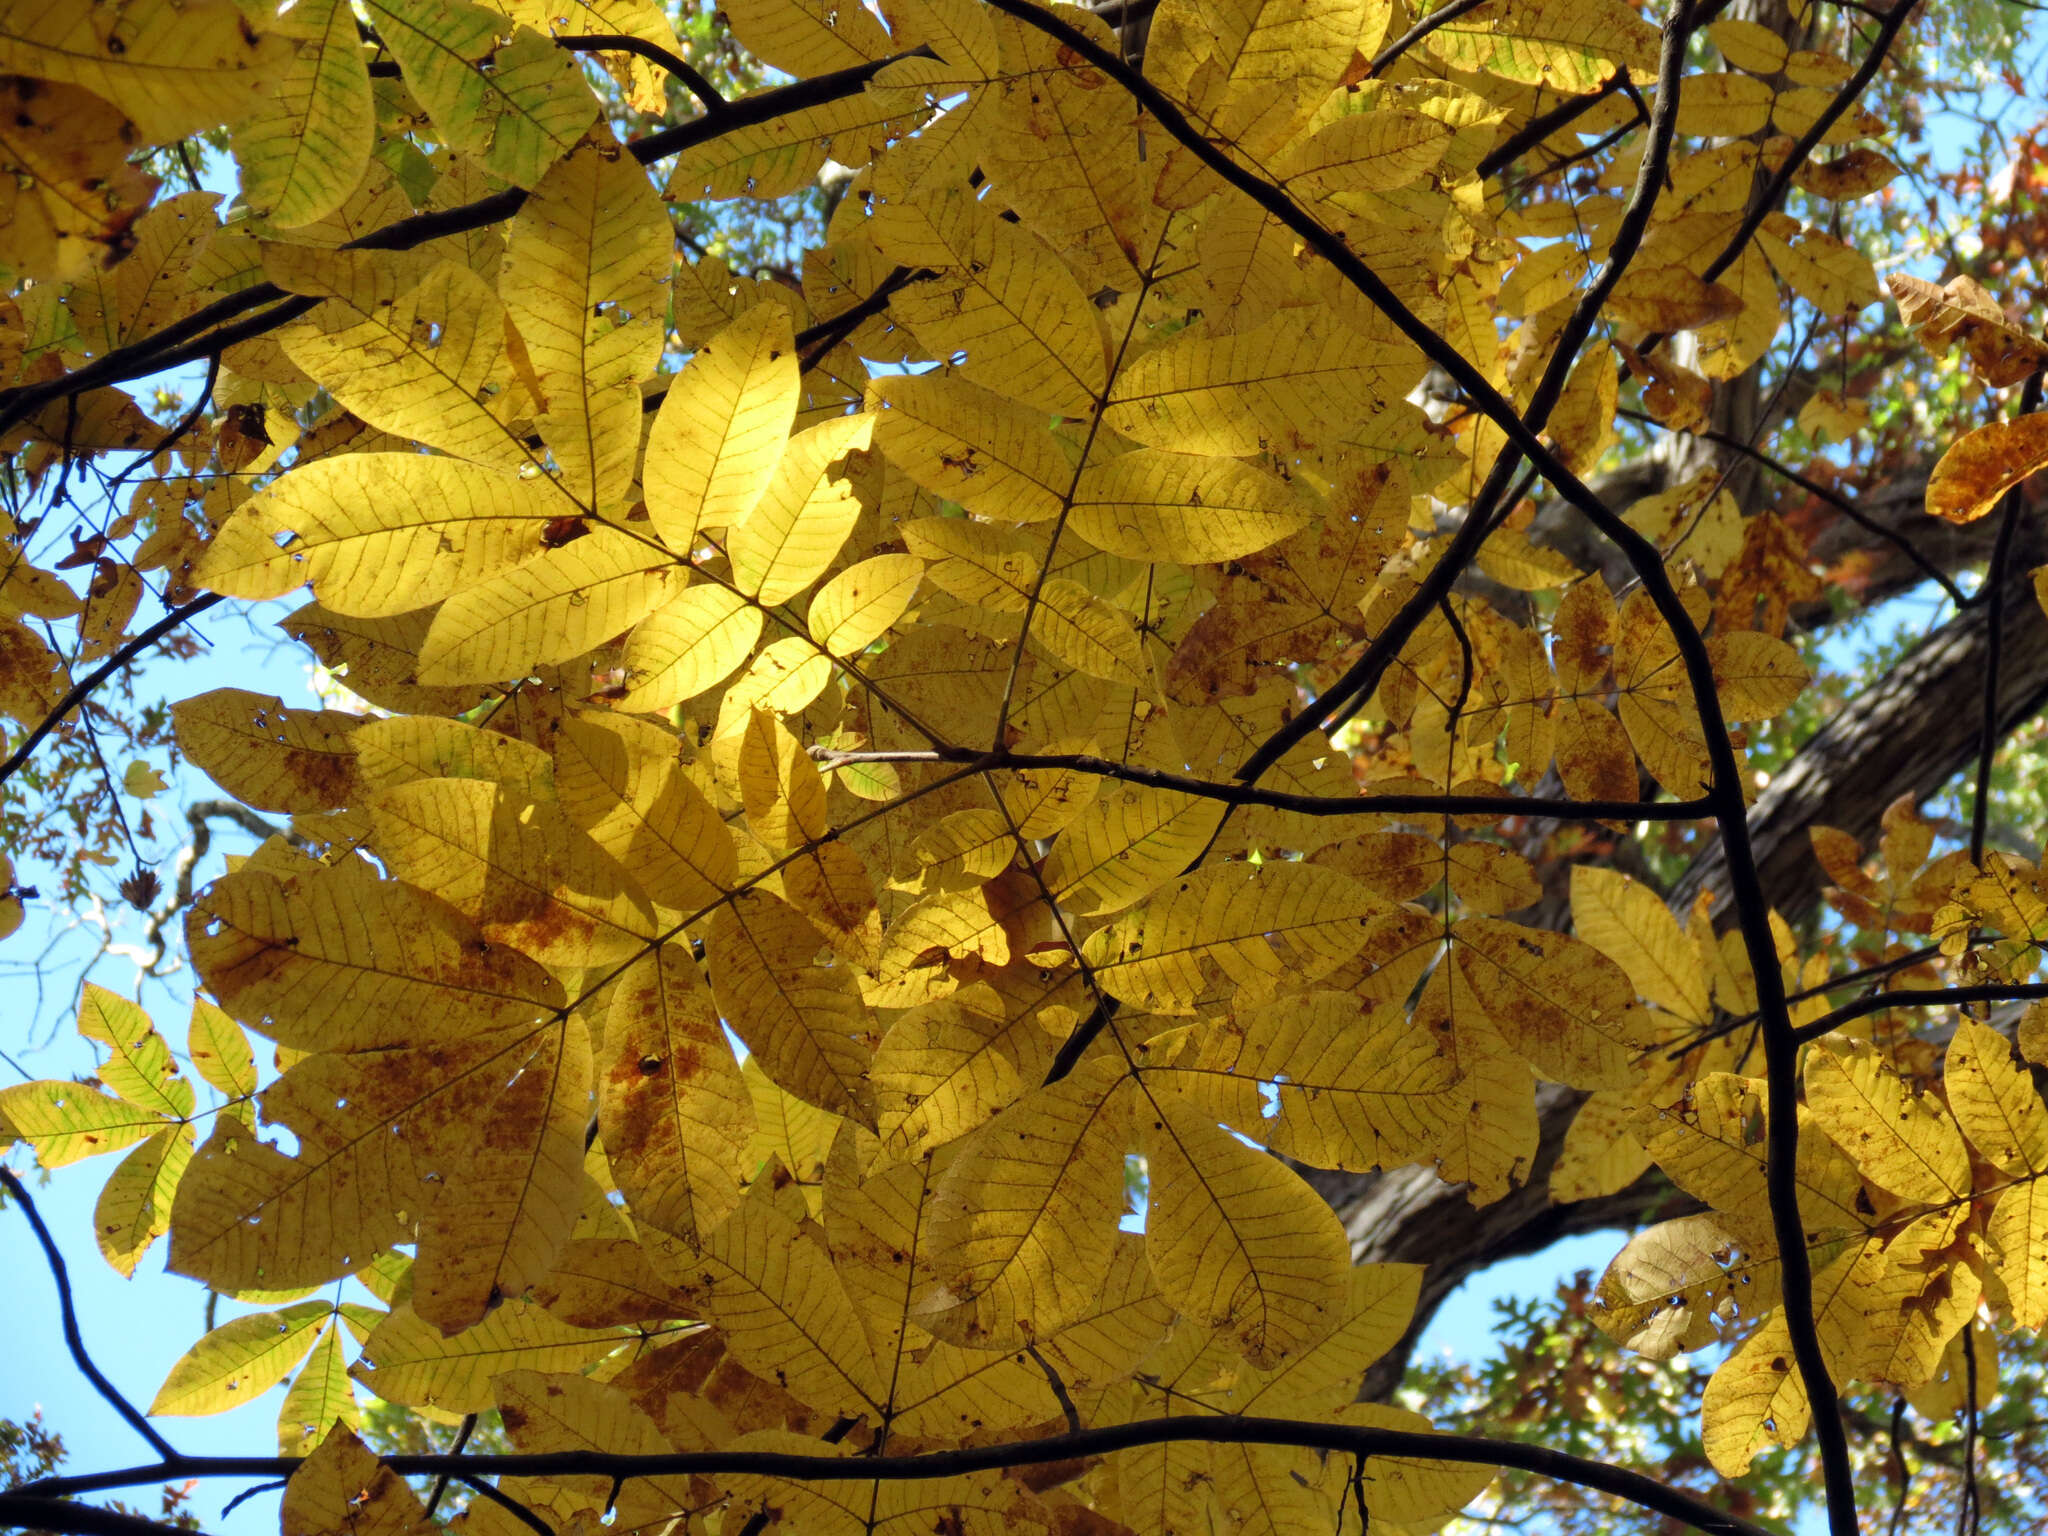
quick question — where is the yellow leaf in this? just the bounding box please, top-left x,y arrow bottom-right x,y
708,890 -> 876,1123
1804,1038 -> 1971,1203
198,454 -> 559,617
368,777 -> 657,967
1756,215 -> 1881,317
1706,630 -> 1809,720
1229,1263 -> 1421,1413
1027,577 -> 1150,689
187,999 -> 257,1101
1591,1213 -> 1780,1359
364,0 -> 596,188
1105,308 -> 1420,456
78,983 -> 191,1120
553,712 -> 737,913
95,1124 -> 194,1277
1946,1018 -> 2048,1175
1420,0 -> 1658,91
189,864 -> 565,1051
742,1056 -> 839,1197
415,529 -> 678,685
1988,1178 -> 2048,1329
1069,450 -> 1311,563
1042,785 -> 1227,917
0,0 -> 273,140
350,715 -> 555,800
151,1300 -> 333,1415
926,1056 -> 1132,1348
729,413 -> 876,605
872,970 -> 1078,1161
0,75 -> 160,283
738,707 -> 831,851
1278,108 -> 1453,197
650,1189 -> 886,1417
1931,412 -> 2048,524
1453,919 -> 1653,1090
1148,991 -> 1457,1171
1549,1090 -> 1652,1203
809,553 -> 926,656
871,187 -> 1109,417
0,1080 -> 164,1167
620,581 -> 765,711
505,133 -> 674,506
353,1300 -> 622,1413
1891,271 -> 2048,387
722,0 -> 894,77
230,0 -> 373,228
869,372 -> 1074,524
280,604 -> 490,718
278,258 -> 539,471
1318,1402 -> 1498,1524
410,1014 -> 592,1333
277,1324 -> 358,1457
173,689 -> 360,813
494,1369 -> 696,1527
1087,861 -> 1380,1012
1570,865 -> 1710,1022
1708,17 -> 1788,74
1700,1313 -> 1806,1476
645,302 -> 800,550
280,1427 -> 430,1536
121,759 -> 167,799
1141,1094 -> 1349,1366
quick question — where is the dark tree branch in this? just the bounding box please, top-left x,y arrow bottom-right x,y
1794,984 -> 2048,1042
808,744 -> 1714,822
1477,71 -> 1633,178
12,1419 -> 1779,1536
0,1167 -> 178,1461
0,592 -> 224,789
0,48 -> 937,438
1616,407 -> 1969,607
1236,0 -> 1693,780
1699,1 -> 1914,291
552,32 -> 726,113
0,1498 -> 208,1536
1365,0 -> 1489,78
1970,373 -> 2045,861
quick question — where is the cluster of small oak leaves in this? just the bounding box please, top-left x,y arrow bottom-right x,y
8,0 -> 2048,1530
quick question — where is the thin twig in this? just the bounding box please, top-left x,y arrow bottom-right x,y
1958,1321 -> 1981,1536
1616,407 -> 1969,607
0,1166 -> 179,1460
0,593 -> 224,789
